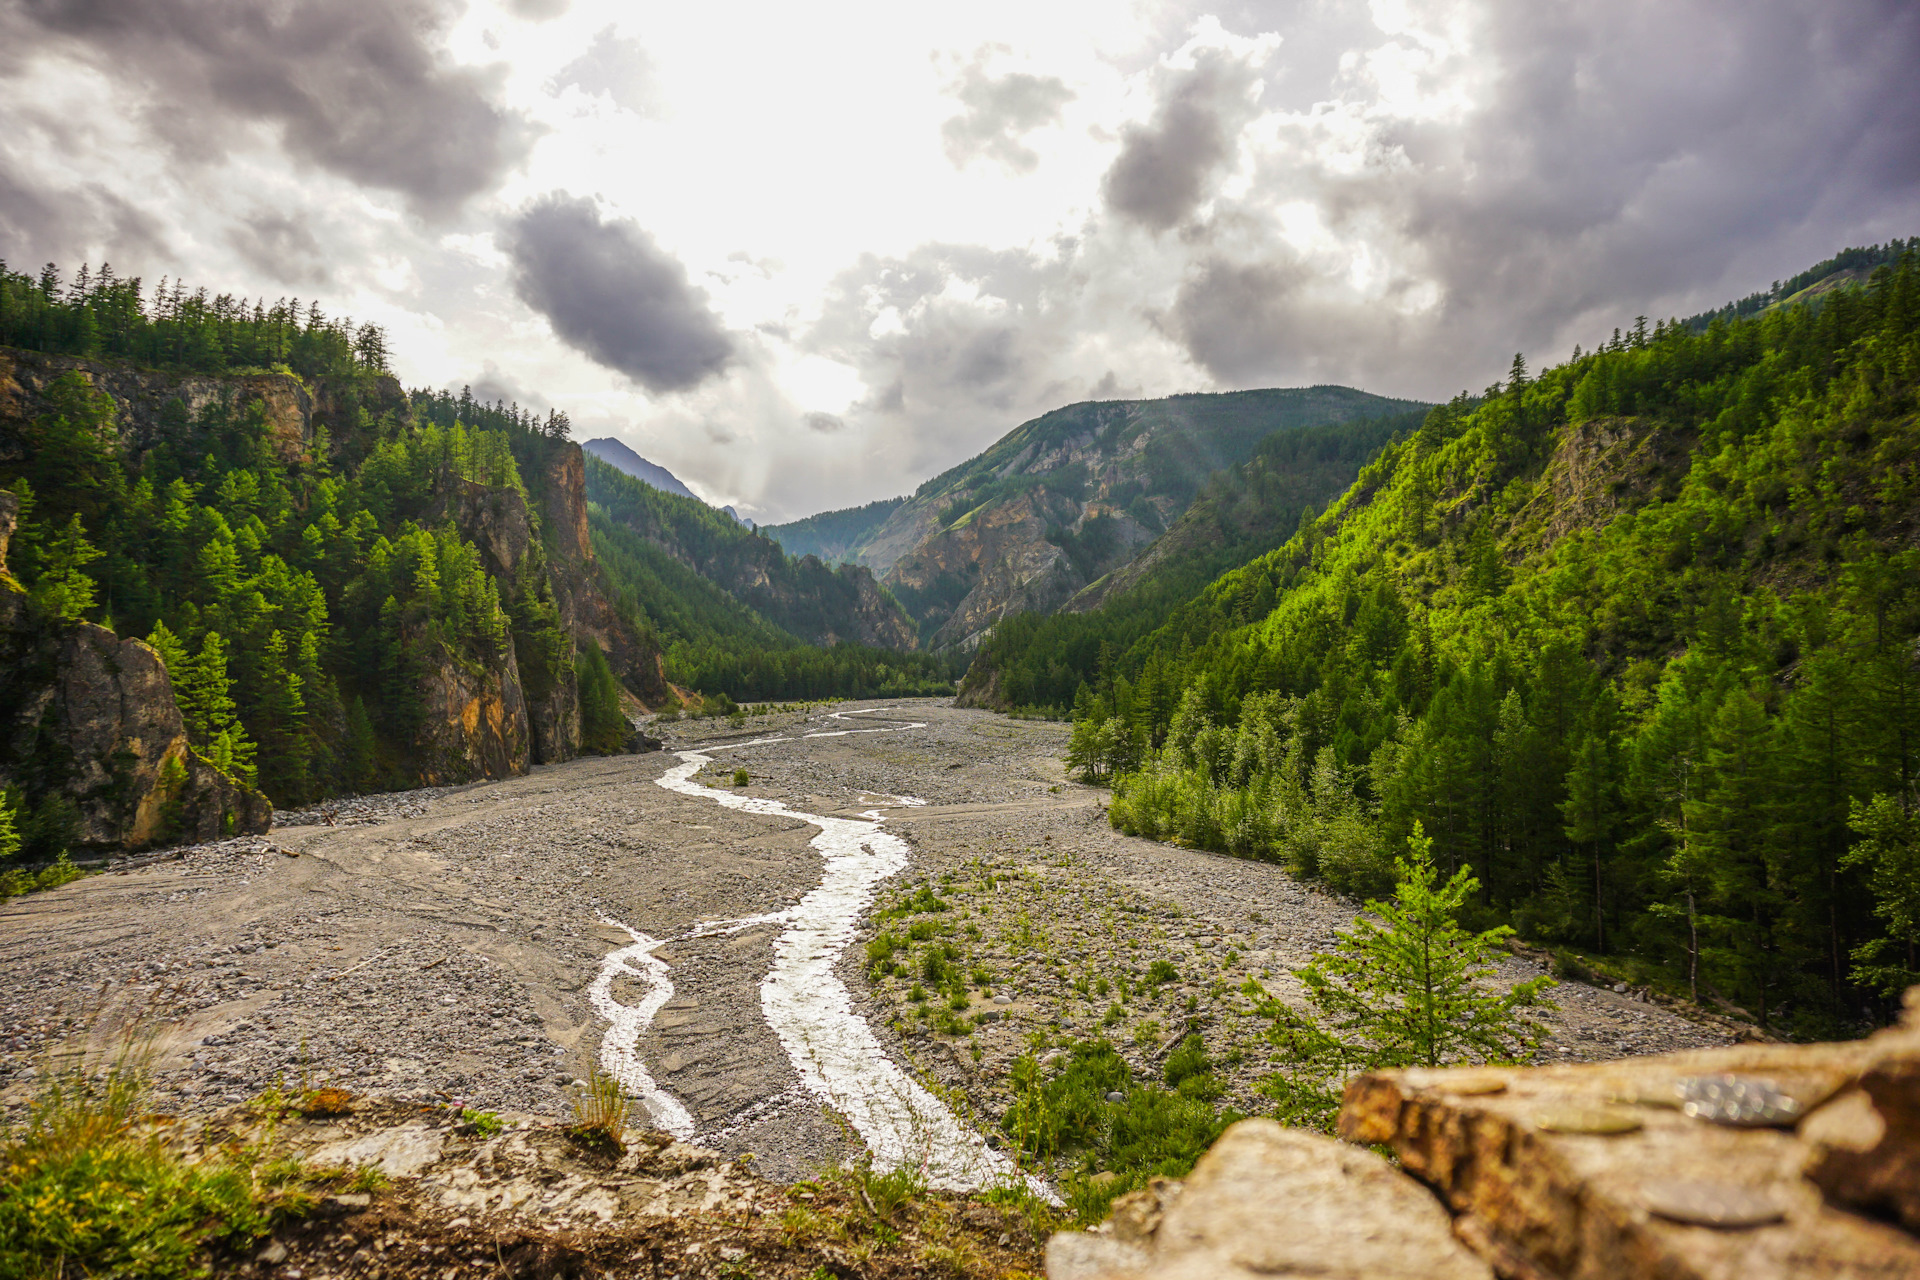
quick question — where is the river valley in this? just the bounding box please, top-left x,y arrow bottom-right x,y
0,700 -> 1736,1187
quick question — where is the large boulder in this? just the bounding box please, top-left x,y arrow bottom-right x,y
1046,1119 -> 1489,1280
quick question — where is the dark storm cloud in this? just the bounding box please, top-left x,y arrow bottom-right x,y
1167,257 -> 1309,381
505,193 -> 734,395
1155,0 -> 1920,390
1102,48 -> 1264,231
941,54 -> 1075,174
227,210 -> 328,285
551,26 -> 659,116
10,0 -> 533,219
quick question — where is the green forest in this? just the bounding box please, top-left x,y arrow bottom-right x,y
999,246 -> 1920,1036
0,271 -> 603,835
0,261 -> 953,850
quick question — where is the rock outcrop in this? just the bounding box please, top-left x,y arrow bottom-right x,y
0,490 -> 270,850
423,477 -> 579,764
541,444 -> 671,707
0,346 -> 408,468
1054,994 -> 1920,1279
406,626 -> 532,786
1048,1120 -> 1491,1279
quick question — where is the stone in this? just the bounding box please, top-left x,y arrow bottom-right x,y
1105,1091 -> 1126,1103
1339,1031 -> 1920,1279
257,1240 -> 289,1264
310,1122 -> 445,1178
1639,1179 -> 1786,1229
1045,1119 -> 1489,1279
1678,1074 -> 1804,1128
1046,1232 -> 1148,1280
1806,987 -> 1920,1233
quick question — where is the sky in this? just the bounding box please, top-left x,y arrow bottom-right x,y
3,1 -> 1917,523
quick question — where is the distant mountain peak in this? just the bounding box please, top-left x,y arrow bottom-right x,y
580,438 -> 700,502
581,437 -> 754,527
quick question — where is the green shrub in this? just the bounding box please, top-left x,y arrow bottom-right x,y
0,1048 -> 314,1278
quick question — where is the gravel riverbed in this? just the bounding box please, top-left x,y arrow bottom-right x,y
0,699 -> 1735,1182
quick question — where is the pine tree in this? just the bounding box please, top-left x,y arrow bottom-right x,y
253,629 -> 308,804
342,695 -> 378,793
30,512 -> 102,621
576,639 -> 629,755
1841,792 -> 1920,997
1686,689 -> 1786,1026
1295,822 -> 1555,1067
0,788 -> 20,862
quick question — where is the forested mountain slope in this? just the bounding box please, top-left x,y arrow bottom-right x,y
1045,244 -> 1920,1035
762,495 -> 904,565
802,386 -> 1426,650
958,406 -> 1425,711
583,458 -> 956,699
583,458 -> 915,650
0,306 -> 660,861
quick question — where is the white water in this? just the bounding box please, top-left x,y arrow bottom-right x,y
587,708 -> 1027,1190
587,918 -> 696,1140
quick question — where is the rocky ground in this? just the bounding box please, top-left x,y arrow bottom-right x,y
2,699 -> 1737,1189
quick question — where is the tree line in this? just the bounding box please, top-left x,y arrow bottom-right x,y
0,260 -> 389,380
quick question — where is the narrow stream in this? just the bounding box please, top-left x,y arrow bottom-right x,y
592,709 -> 1024,1190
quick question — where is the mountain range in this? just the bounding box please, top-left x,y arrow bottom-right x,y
766,386 -> 1426,650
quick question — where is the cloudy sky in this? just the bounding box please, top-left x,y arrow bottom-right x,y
3,1 -> 1917,521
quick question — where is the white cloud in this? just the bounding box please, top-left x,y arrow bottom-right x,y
2,0 -> 1916,522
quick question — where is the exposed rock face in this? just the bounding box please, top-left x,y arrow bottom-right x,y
424,477 -> 579,764
0,490 -> 271,850
541,444 -> 671,707
1057,994 -> 1920,1280
0,346 -> 407,467
1047,1120 -> 1490,1279
890,487 -> 1155,651
408,628 -> 531,785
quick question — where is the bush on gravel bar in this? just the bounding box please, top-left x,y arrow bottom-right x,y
1001,1037 -> 1239,1225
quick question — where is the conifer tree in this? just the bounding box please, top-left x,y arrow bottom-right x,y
576,639 -> 629,755
1296,822 -> 1555,1067
1841,792 -> 1920,996
0,789 -> 19,862
30,512 -> 102,621
145,620 -> 189,680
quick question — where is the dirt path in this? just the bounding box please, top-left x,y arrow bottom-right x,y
0,699 -> 1735,1184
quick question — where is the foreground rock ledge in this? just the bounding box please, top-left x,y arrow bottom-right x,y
1053,993 -> 1920,1279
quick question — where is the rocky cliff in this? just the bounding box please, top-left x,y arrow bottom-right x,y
0,346 -> 408,468
541,446 -> 671,707
0,490 -> 270,850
